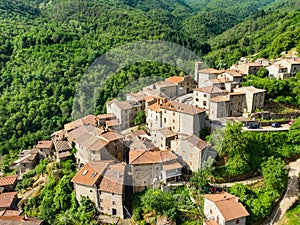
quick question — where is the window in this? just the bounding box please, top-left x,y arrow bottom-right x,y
195,98 -> 199,102
203,101 -> 207,106
112,201 -> 116,205
91,172 -> 97,178
100,199 -> 103,202
82,170 -> 88,176
204,94 -> 207,98
172,119 -> 175,123
236,219 -> 240,224
210,209 -> 212,214
100,207 -> 104,211
112,193 -> 114,196
90,190 -> 93,193
112,208 -> 117,215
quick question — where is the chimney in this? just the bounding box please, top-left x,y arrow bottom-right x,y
236,197 -> 240,203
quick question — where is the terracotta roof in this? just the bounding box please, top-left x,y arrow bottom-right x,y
210,96 -> 230,102
194,85 -> 225,94
283,58 -> 300,64
0,192 -> 18,208
1,210 -> 21,216
162,161 -> 182,171
53,141 -> 71,152
154,80 -> 176,88
205,192 -> 235,202
129,149 -> 178,165
68,125 -> 123,152
101,131 -> 124,142
157,128 -> 177,138
106,119 -> 120,127
57,151 -> 71,159
166,76 -> 184,83
64,115 -> 98,132
0,176 -> 17,187
131,129 -> 146,137
71,161 -> 111,186
110,100 -> 141,110
0,216 -> 43,225
243,62 -> 263,67
185,135 -> 208,151
18,153 -> 38,164
243,86 -> 266,94
147,102 -> 161,112
126,92 -> 148,101
209,78 -> 227,84
36,140 -> 52,149
216,198 -> 249,221
224,70 -> 243,77
205,220 -> 218,225
97,113 -> 115,120
98,163 -> 125,195
198,68 -> 224,74
229,92 -> 245,96
204,192 -> 249,221
161,101 -> 206,115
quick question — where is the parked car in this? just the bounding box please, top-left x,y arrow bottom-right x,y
247,123 -> 260,129
288,120 -> 295,126
271,122 -> 281,128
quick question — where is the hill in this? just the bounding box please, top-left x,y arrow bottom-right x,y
0,0 -> 294,157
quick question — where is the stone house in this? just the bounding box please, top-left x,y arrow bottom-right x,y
36,140 -> 53,158
53,140 -> 72,162
106,100 -> 142,130
267,64 -> 289,79
193,85 -> 226,110
195,68 -> 224,87
147,100 -> 206,136
153,80 -> 185,99
209,96 -> 230,119
0,176 -> 18,192
233,62 -> 263,75
71,161 -> 128,219
204,192 -> 249,225
0,215 -> 44,224
160,101 -> 206,135
275,58 -> 300,76
170,134 -> 210,172
151,128 -> 177,150
68,125 -> 124,165
255,58 -> 270,66
0,192 -> 18,211
129,149 -> 182,193
166,75 -> 198,93
234,86 -> 266,113
64,114 -> 98,133
219,70 -> 243,88
227,93 -> 247,116
13,149 -> 39,174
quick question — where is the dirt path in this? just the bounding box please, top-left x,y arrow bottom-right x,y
262,158 -> 300,225
210,176 -> 264,188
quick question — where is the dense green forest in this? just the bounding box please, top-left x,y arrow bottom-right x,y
2,0 -> 294,157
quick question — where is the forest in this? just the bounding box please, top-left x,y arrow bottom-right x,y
1,0 -> 299,158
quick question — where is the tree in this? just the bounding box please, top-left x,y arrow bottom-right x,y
133,110 -> 146,126
261,156 -> 288,192
256,67 -> 269,78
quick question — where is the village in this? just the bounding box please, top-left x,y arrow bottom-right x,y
0,56 -> 300,224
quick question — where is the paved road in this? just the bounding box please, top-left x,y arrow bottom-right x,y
242,124 -> 290,132
262,158 -> 300,225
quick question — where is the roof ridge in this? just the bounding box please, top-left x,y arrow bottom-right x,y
130,150 -> 147,164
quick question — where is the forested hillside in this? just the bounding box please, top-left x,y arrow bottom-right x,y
0,0 -> 298,159
204,0 -> 300,68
